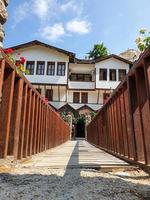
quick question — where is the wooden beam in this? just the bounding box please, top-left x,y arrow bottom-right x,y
0,69 -> 15,158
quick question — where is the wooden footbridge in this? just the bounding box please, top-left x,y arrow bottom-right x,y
0,47 -> 150,169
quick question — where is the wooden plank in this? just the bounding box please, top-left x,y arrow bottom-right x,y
17,84 -> 28,160
23,89 -> 32,158
128,75 -> 145,162
0,59 -> 5,103
28,93 -> 36,156
11,78 -> 24,160
120,87 -> 129,157
33,96 -> 39,155
135,67 -> 150,164
37,100 -> 42,154
0,69 -> 15,158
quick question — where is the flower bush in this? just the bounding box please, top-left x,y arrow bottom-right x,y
1,48 -> 29,75
135,28 -> 150,52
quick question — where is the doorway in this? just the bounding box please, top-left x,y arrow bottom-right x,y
75,117 -> 85,138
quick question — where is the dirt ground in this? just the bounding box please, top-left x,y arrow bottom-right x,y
0,166 -> 149,200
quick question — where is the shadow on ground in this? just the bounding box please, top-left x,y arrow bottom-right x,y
0,142 -> 150,200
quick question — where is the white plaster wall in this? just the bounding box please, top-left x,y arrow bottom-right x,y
69,63 -> 95,73
67,90 -> 103,104
33,85 -> 67,102
95,58 -> 129,89
68,81 -> 95,89
12,45 -> 69,85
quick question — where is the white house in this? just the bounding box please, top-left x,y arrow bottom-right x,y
11,40 -> 132,115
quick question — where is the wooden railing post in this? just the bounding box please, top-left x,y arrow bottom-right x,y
0,67 -> 15,158
9,78 -> 24,160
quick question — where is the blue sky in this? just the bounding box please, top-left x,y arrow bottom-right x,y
4,0 -> 150,58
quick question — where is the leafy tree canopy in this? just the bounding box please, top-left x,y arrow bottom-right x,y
87,43 -> 109,59
135,28 -> 150,52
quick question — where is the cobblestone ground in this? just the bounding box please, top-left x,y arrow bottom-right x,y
0,167 -> 149,200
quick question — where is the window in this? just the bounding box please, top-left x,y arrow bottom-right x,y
103,93 -> 110,104
81,93 -> 88,104
99,69 -> 107,80
46,89 -> 53,101
36,88 -> 41,94
57,62 -> 66,76
119,69 -> 126,81
73,92 -> 80,103
36,61 -> 45,75
110,69 -> 116,81
26,61 -> 35,75
70,74 -> 92,81
47,62 -> 55,75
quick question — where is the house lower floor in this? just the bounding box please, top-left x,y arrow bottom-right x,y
33,84 -> 112,113
32,84 -> 112,139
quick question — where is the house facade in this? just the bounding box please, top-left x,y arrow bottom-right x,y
11,40 -> 132,116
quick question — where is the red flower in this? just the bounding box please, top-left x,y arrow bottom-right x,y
20,57 -> 26,64
4,48 -> 14,54
45,98 -> 48,103
15,61 -> 21,67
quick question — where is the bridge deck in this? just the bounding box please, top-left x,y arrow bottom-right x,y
22,140 -> 129,169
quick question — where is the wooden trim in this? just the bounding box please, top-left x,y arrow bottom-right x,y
97,89 -> 100,104
32,83 -> 67,86
67,87 -> 96,91
58,85 -> 60,101
36,61 -> 45,75
47,62 -> 55,76
57,62 -> 66,76
81,92 -> 88,104
73,92 -> 80,103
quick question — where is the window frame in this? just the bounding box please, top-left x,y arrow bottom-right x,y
47,62 -> 55,76
57,62 -> 66,76
26,61 -> 35,75
99,68 -> 107,81
81,92 -> 88,104
70,73 -> 92,82
73,92 -> 80,103
36,61 -> 45,75
118,69 -> 127,81
45,89 -> 53,101
109,69 -> 117,81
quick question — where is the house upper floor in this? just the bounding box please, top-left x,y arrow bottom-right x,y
10,40 -> 133,90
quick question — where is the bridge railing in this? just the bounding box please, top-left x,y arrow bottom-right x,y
0,50 -> 70,160
87,47 -> 150,167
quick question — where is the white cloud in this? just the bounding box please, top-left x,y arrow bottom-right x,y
13,2 -> 30,28
66,18 -> 91,34
12,0 -> 56,27
32,0 -> 56,20
61,1 -> 78,12
40,23 -> 65,42
12,0 -> 92,42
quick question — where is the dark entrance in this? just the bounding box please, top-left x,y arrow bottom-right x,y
75,118 -> 85,138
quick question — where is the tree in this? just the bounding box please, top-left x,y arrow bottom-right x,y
87,43 -> 108,59
135,28 -> 150,52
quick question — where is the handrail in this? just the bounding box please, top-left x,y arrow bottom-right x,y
0,49 -> 70,160
87,46 -> 150,167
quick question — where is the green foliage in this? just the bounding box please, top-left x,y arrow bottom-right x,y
87,43 -> 108,59
60,112 -> 68,122
90,111 -> 97,119
135,28 -> 150,52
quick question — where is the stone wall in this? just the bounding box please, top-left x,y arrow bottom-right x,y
0,0 -> 9,47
